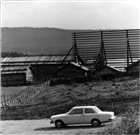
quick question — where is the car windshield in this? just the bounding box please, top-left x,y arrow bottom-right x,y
67,109 -> 73,114
93,106 -> 102,113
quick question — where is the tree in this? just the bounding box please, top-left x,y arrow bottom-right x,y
93,53 -> 105,80
93,53 -> 105,72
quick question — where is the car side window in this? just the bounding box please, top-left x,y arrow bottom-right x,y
72,109 -> 83,115
85,108 -> 95,113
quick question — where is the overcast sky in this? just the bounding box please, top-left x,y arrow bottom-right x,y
1,0 -> 140,29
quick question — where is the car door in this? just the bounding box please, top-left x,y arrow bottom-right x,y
67,108 -> 84,124
84,108 -> 97,124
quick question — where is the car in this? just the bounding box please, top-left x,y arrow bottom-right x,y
50,106 -> 116,128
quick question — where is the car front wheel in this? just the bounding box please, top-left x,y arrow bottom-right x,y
91,119 -> 101,127
55,120 -> 64,128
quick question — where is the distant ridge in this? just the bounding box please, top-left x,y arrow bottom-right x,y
2,27 -> 87,55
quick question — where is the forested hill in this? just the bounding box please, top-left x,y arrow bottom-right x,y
1,27 -> 89,55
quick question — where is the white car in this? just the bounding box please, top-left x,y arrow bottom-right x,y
50,106 -> 116,128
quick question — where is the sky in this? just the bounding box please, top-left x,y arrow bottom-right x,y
1,0 -> 140,29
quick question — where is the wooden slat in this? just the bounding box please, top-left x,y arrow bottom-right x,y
72,29 -> 140,70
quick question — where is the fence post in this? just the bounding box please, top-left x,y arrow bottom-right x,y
111,99 -> 114,111
98,92 -> 100,103
3,95 -> 9,109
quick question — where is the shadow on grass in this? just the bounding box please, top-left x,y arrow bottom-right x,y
34,124 -> 105,131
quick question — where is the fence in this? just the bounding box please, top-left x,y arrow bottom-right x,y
71,29 -> 140,71
1,82 -> 49,108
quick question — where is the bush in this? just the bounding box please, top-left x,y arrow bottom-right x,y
97,106 -> 139,135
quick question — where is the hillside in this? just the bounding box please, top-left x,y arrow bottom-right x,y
1,76 -> 139,120
22,77 -> 140,107
1,27 -> 86,55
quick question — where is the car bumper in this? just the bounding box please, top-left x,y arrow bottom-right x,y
50,120 -> 54,124
109,116 -> 116,121
103,116 -> 116,123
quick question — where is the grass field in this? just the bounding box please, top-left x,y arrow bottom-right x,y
1,76 -> 139,103
1,76 -> 139,120
28,76 -> 139,105
1,86 -> 31,98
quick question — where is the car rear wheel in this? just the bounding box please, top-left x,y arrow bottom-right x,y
55,120 -> 64,128
91,119 -> 101,127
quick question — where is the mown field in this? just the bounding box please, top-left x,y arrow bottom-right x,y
1,86 -> 31,98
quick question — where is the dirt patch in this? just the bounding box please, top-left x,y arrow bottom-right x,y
1,117 -> 121,135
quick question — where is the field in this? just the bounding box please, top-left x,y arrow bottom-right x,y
1,86 -> 31,98
1,76 -> 140,134
1,76 -> 139,116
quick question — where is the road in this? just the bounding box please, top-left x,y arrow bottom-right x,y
1,118 -> 120,135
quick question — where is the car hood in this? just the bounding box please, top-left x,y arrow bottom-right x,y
51,113 -> 67,119
99,111 -> 114,116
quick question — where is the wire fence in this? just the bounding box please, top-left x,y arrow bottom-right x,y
1,82 -> 50,108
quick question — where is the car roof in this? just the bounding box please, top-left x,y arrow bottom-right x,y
72,106 -> 97,109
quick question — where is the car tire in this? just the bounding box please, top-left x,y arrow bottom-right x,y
55,120 -> 64,128
91,119 -> 101,127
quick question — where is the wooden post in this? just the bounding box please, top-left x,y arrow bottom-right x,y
101,31 -> 107,65
60,46 -> 74,65
3,95 -> 7,107
98,92 -> 100,103
73,33 -> 77,63
127,46 -> 129,67
126,30 -> 133,67
72,33 -> 84,65
37,65 -> 40,82
111,99 -> 114,110
100,31 -> 103,56
1,95 -> 4,108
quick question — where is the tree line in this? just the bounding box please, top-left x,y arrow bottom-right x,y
1,52 -> 29,57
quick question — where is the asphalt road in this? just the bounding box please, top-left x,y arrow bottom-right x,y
1,118 -> 119,135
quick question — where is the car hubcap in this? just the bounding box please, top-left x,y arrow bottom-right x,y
93,121 -> 99,126
57,122 -> 62,128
